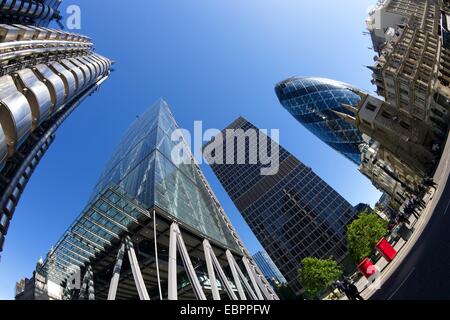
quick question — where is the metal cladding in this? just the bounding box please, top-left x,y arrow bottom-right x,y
47,61 -> 77,101
32,64 -> 65,112
0,24 -> 91,43
0,0 -> 62,27
0,53 -> 111,171
0,75 -> 32,158
14,68 -> 52,128
0,9 -> 112,254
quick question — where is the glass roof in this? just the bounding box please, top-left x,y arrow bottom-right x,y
42,186 -> 150,285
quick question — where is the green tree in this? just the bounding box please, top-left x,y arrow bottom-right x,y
298,257 -> 342,299
347,211 -> 389,263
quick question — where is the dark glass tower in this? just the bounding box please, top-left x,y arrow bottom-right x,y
275,77 -> 364,165
205,117 -> 357,294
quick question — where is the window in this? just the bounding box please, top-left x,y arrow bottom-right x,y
366,103 -> 377,112
400,121 -> 411,130
382,111 -> 393,119
362,119 -> 372,126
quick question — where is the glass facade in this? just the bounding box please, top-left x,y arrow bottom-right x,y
275,77 -> 364,165
205,117 -> 357,293
253,250 -> 287,285
90,99 -> 239,250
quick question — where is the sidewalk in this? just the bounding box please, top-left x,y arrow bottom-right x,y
339,132 -> 450,300
361,133 -> 450,299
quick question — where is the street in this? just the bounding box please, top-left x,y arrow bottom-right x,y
371,173 -> 450,300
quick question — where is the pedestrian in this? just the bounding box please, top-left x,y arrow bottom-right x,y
411,195 -> 426,210
417,185 -> 426,195
388,220 -> 397,231
405,204 -> 420,220
423,177 -> 438,189
344,279 -> 364,301
417,196 -> 426,209
397,212 -> 409,225
335,280 -> 351,300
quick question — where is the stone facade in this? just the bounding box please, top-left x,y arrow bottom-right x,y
368,0 -> 450,137
336,92 -> 436,175
359,138 -> 417,206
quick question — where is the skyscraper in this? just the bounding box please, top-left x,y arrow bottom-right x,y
0,7 -> 112,254
253,251 -> 287,286
275,77 -> 365,165
28,100 -> 277,300
204,117 -> 357,294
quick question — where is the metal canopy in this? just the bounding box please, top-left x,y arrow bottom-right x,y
41,185 -> 147,285
40,183 -> 276,300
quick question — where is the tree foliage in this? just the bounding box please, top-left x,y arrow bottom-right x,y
347,211 -> 389,263
298,257 -> 342,299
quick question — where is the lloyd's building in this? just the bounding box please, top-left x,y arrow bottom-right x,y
16,100 -> 278,301
0,1 -> 113,255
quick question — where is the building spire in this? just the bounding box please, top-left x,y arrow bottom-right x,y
347,87 -> 369,101
341,103 -> 359,114
332,110 -> 358,127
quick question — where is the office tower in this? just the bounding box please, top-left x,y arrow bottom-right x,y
204,117 -> 357,294
0,7 -> 112,254
275,77 -> 364,165
253,250 -> 287,286
25,100 -> 277,301
0,0 -> 62,27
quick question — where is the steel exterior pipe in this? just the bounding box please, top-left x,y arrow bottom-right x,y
13,68 -> 52,128
32,64 -> 65,113
0,75 -> 33,155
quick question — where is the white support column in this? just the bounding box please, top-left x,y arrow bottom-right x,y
246,260 -> 278,300
203,240 -> 221,300
226,250 -> 246,300
125,236 -> 150,301
168,223 -> 178,300
153,210 -> 163,300
242,257 -> 264,300
107,241 -> 126,300
168,223 -> 207,300
174,224 -> 207,300
233,258 -> 258,300
209,246 -> 238,300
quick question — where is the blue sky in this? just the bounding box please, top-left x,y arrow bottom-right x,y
0,0 -> 380,299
